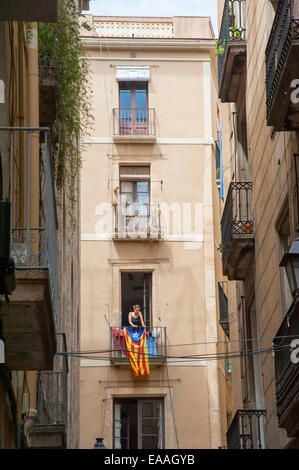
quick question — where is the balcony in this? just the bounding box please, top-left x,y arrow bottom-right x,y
113,202 -> 162,241
28,334 -> 68,449
110,326 -> 167,368
226,410 -> 266,449
266,0 -> 299,131
0,127 -> 58,370
273,293 -> 299,437
218,0 -> 246,102
221,182 -> 254,280
112,108 -> 156,143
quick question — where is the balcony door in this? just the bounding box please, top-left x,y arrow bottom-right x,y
114,398 -> 164,449
121,272 -> 152,329
119,81 -> 148,135
119,176 -> 150,234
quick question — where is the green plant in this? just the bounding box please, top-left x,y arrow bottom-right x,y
217,242 -> 224,253
230,25 -> 241,39
216,38 -> 227,56
38,0 -> 94,223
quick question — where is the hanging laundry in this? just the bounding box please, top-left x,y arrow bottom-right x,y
123,327 -> 150,376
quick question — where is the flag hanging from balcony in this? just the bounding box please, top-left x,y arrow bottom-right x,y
123,327 -> 150,376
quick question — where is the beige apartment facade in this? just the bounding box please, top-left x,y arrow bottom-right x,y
0,1 -> 83,449
79,15 -> 231,449
217,0 -> 299,449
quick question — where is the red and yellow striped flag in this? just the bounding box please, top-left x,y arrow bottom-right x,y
123,327 -> 150,376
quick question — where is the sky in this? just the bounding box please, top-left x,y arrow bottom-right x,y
83,0 -> 218,35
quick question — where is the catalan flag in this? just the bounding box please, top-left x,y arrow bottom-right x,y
123,327 -> 150,376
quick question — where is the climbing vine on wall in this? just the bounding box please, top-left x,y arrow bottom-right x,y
38,0 -> 94,222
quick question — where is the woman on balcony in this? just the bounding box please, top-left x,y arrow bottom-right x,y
128,305 -> 145,329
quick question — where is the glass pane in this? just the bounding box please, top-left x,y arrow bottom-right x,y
135,81 -> 147,90
135,107 -> 147,122
135,89 -> 147,108
142,435 -> 160,449
115,437 -> 121,449
121,438 -> 129,449
121,406 -> 128,420
120,89 -> 131,122
142,401 -> 161,418
142,418 -> 160,434
115,403 -> 121,421
120,193 -> 133,205
137,193 -> 149,204
121,182 -> 133,193
115,403 -> 129,449
135,82 -> 147,122
120,90 -> 131,108
137,181 -> 149,193
120,108 -> 131,122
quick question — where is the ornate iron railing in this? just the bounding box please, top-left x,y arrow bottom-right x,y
114,202 -> 161,239
36,333 -> 68,427
110,326 -> 167,362
218,0 -> 246,89
1,127 -> 59,321
226,410 -> 266,449
221,182 -> 254,268
273,293 -> 299,420
265,0 -> 299,117
113,108 -> 156,137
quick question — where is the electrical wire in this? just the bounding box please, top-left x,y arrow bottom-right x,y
55,334 -> 299,358
57,342 -> 293,362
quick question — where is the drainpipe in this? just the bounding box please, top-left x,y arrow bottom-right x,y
16,371 -> 24,449
23,21 -> 40,443
15,27 -> 26,449
17,22 -> 25,228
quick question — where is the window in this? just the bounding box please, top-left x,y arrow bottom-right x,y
119,166 -> 150,234
121,272 -> 152,328
119,81 -> 148,135
114,398 -> 164,449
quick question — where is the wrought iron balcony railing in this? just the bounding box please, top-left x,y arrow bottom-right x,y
113,108 -> 156,138
226,410 -> 266,449
2,126 -> 59,321
113,202 -> 162,240
273,293 -> 299,437
36,333 -> 68,428
217,0 -> 246,101
221,182 -> 254,279
110,326 -> 167,365
265,0 -> 299,129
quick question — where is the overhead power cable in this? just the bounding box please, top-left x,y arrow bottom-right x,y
57,342 -> 295,362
